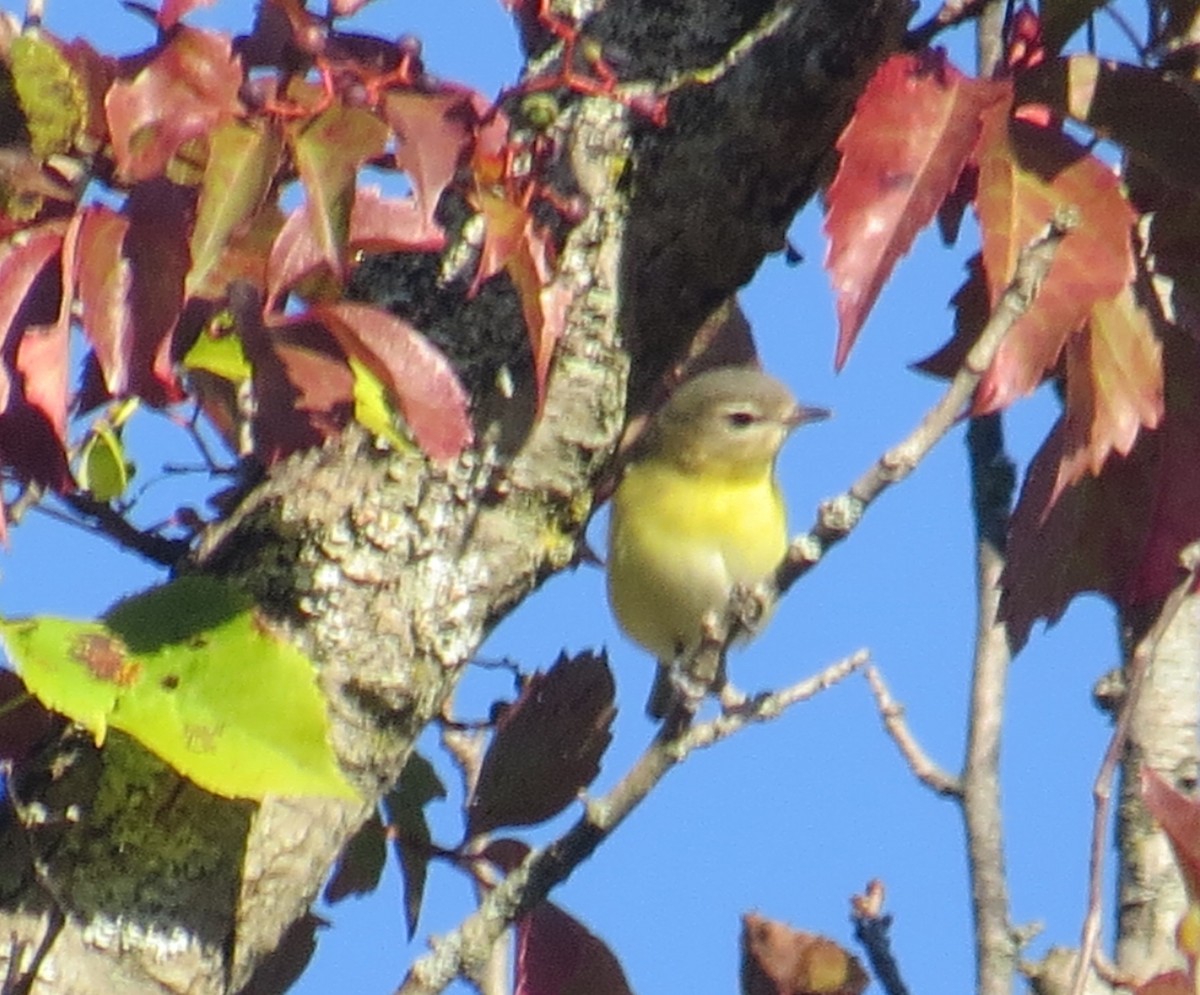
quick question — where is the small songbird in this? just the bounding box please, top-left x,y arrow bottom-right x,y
607,366 -> 829,718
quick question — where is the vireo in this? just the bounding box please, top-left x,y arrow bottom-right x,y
607,366 -> 828,718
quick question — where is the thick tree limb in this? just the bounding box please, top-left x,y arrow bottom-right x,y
0,1 -> 906,992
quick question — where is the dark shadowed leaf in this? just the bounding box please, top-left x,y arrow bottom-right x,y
309,301 -> 472,459
384,751 -> 447,939
0,222 -> 64,412
0,669 -> 61,764
1020,58 -> 1200,193
515,902 -> 633,995
466,651 -> 615,839
741,913 -> 869,995
242,912 -> 326,995
324,809 -> 388,904
824,51 -> 1008,369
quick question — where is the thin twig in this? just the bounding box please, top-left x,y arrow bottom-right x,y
393,649 -> 869,995
1071,543 -> 1200,995
962,412 -> 1019,995
775,207 -> 1076,599
864,665 -> 961,797
54,492 -> 190,567
852,881 -> 911,995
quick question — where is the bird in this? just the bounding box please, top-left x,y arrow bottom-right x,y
606,366 -> 828,718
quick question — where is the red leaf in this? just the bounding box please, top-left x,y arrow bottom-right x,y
122,180 -> 192,406
1002,326 -> 1200,644
973,99 -> 1136,414
1052,286 -> 1162,498
381,88 -> 479,232
824,51 -> 1008,369
0,224 -> 65,412
287,105 -> 390,282
238,298 -> 355,466
382,752 -> 446,940
76,205 -> 134,396
268,187 -> 446,308
106,27 -> 244,183
309,301 -> 473,460
157,0 -> 216,29
515,903 -> 633,995
466,651 -> 615,839
1144,767 -> 1200,901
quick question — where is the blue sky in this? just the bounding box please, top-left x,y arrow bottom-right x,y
1,2 -> 1129,993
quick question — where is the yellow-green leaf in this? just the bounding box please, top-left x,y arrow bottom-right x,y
349,355 -> 413,452
1,576 -> 356,800
183,325 -> 251,384
9,32 -> 86,159
77,422 -> 132,503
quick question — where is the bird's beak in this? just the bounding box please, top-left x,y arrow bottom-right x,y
785,404 -> 832,430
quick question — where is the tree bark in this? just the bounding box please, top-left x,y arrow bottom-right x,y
0,1 -> 905,991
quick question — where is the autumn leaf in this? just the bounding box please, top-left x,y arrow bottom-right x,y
1001,324 -> 1200,645
382,87 -> 480,232
287,104 -> 389,283
268,187 -> 444,308
515,902 -> 633,995
105,27 -> 243,183
75,205 -> 133,396
383,752 -> 446,939
466,651 -> 615,839
1053,285 -> 1162,498
309,301 -> 473,460
1019,57 -> 1200,193
741,913 -> 869,995
973,96 -> 1136,414
825,50 -> 1008,369
186,119 -> 283,300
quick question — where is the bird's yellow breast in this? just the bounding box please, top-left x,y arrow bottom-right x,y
607,459 -> 788,661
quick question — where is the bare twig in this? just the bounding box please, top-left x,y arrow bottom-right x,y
962,412 -> 1019,995
852,881 -> 911,995
776,207 -> 1076,599
393,650 -> 869,995
53,492 -> 190,567
864,665 -> 961,797
1071,543 -> 1200,995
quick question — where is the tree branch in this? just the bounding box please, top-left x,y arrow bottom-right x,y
394,650 -> 869,995
863,664 -> 961,797
776,207 -> 1077,597
1074,543 -> 1200,995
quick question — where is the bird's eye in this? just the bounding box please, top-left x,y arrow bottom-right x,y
725,410 -> 757,428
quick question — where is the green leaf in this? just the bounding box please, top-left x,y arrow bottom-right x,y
9,32 -> 86,159
183,325 -> 251,383
349,355 -> 413,452
77,422 -> 132,503
187,120 -> 282,299
1,576 -> 356,800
